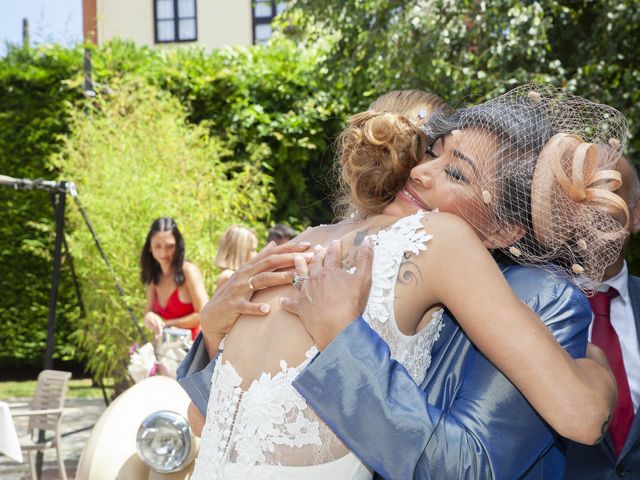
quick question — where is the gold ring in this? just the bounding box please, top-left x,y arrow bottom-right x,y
248,276 -> 257,291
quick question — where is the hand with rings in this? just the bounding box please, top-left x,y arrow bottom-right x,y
281,238 -> 375,351
291,274 -> 309,290
199,240 -> 314,358
290,249 -> 312,291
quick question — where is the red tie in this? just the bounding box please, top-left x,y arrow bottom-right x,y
589,287 -> 635,456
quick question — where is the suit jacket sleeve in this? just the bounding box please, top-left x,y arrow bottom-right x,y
292,278 -> 591,479
176,332 -> 219,416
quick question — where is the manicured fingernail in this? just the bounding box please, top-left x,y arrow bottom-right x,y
260,304 -> 270,313
303,252 -> 315,258
330,239 -> 339,245
314,244 -> 323,252
298,241 -> 311,247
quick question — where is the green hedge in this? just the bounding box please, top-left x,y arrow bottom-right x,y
87,39 -> 346,225
285,0 -> 640,270
1,1 -> 639,373
0,46 -> 84,367
0,39 -> 348,374
54,80 -> 273,381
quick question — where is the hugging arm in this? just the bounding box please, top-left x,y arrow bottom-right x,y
292,270 -> 590,480
287,217 -> 613,449
425,215 -> 615,444
176,240 -> 313,431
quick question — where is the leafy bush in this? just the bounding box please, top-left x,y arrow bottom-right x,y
0,45 -> 84,367
2,1 -> 640,374
86,39 -> 347,224
284,0 -> 640,271
54,80 -> 274,381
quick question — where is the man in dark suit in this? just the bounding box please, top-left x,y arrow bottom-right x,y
565,155 -> 640,479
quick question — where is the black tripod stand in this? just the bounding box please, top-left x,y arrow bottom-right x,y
0,174 -> 147,478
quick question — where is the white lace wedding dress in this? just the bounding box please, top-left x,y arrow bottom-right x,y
192,212 -> 444,479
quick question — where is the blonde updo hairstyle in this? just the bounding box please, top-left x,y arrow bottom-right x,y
336,90 -> 451,218
215,225 -> 258,271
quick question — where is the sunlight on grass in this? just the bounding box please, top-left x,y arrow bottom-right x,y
0,378 -> 112,399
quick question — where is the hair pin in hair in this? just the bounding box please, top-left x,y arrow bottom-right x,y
509,246 -> 522,257
417,109 -> 428,119
482,190 -> 492,204
577,239 -> 587,249
571,264 -> 585,275
527,91 -> 542,102
451,129 -> 462,136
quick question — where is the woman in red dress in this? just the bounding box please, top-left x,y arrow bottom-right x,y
140,217 -> 208,341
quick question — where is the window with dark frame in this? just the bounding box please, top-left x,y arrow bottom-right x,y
154,0 -> 197,43
252,1 -> 286,45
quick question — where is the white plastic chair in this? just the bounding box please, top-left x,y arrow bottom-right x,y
11,369 -> 72,480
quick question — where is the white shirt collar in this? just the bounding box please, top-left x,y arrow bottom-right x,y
599,261 -> 630,305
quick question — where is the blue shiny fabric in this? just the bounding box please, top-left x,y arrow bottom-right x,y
293,265 -> 590,479
177,331 -> 219,417
177,264 -> 591,479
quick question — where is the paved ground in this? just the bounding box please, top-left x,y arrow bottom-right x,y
0,398 -> 107,480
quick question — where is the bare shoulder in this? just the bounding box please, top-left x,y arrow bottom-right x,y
293,224 -> 341,245
421,211 -> 482,246
408,212 -> 489,273
293,218 -> 388,247
182,261 -> 202,279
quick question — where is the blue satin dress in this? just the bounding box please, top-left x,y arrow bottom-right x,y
178,264 -> 591,479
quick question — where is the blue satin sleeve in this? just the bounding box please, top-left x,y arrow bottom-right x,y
176,332 -> 220,416
293,270 -> 591,479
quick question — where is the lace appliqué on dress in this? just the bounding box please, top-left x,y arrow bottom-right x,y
363,211 -> 444,385
193,347 -> 350,479
194,212 -> 442,479
232,353 -> 322,466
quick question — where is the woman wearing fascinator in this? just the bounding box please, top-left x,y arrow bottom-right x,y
182,85 -> 629,479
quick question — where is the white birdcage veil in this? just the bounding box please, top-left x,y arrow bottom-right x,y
426,84 -> 629,287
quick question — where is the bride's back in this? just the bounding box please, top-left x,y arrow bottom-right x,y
192,211 -> 443,477
221,216 -> 391,388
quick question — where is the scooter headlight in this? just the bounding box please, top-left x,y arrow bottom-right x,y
136,410 -> 193,473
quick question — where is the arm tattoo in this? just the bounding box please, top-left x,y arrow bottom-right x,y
397,253 -> 423,286
340,228 -> 371,269
354,228 -> 370,247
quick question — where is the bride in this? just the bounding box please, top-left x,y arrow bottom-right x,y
191,86 -> 626,478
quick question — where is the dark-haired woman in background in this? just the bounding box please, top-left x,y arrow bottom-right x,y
141,217 -> 208,341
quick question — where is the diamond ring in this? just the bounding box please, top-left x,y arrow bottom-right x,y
291,274 -> 309,290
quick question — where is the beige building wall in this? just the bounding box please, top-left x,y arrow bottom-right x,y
94,0 -> 252,48
199,0 -> 252,48
96,0 -> 155,45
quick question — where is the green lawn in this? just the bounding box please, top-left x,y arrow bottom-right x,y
0,378 -> 111,399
